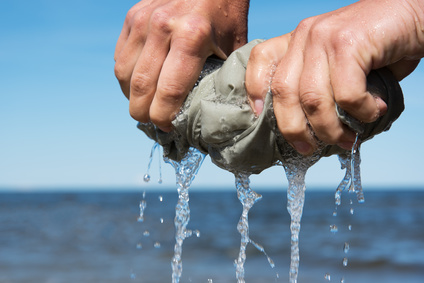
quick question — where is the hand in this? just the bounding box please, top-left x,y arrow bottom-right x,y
246,0 -> 423,155
114,0 -> 249,131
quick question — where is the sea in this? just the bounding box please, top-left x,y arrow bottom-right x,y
0,188 -> 423,283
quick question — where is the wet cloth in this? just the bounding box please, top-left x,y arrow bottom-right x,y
138,40 -> 404,174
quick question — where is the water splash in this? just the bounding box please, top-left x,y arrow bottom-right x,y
165,147 -> 205,283
234,173 -> 275,283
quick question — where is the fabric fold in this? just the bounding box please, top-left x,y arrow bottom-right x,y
138,39 -> 404,174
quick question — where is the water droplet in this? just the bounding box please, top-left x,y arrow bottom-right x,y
333,211 -> 338,217
348,225 -> 352,231
194,229 -> 201,237
349,199 -> 353,205
158,178 -> 163,184
143,174 -> 151,182
158,195 -> 163,202
343,257 -> 348,266
208,279 -> 213,283
340,277 -> 345,283
330,224 -> 338,233
324,273 -> 331,281
142,191 -> 146,199
343,242 -> 350,253
130,273 -> 136,279
350,208 -> 354,215
154,242 -> 161,248
137,200 -> 147,222
143,230 -> 150,237
335,190 -> 342,206
136,243 -> 142,249
160,218 -> 164,224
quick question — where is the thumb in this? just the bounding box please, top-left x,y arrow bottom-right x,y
245,35 -> 290,116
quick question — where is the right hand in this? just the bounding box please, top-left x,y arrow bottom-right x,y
114,0 -> 249,131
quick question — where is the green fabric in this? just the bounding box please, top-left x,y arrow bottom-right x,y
138,40 -> 404,174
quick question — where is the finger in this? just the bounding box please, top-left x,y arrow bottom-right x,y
150,38 -> 212,131
128,32 -> 171,123
330,55 -> 387,123
114,29 -> 147,98
114,1 -> 147,61
387,59 -> 420,81
299,47 -> 356,147
272,34 -> 316,155
246,35 -> 290,116
115,5 -> 153,98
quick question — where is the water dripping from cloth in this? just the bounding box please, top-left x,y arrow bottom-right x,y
165,147 -> 205,283
327,134 -> 364,281
278,140 -> 322,283
234,173 -> 276,283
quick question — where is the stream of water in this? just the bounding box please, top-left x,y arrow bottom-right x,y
141,132 -> 364,282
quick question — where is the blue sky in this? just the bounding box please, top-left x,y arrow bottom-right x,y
1,0 -> 423,191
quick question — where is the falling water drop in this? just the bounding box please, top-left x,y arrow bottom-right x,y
160,218 -> 164,224
136,243 -> 142,249
343,257 -> 348,267
343,242 -> 350,253
154,242 -> 161,248
348,225 -> 352,231
350,208 -> 354,215
324,273 -> 331,281
143,174 -> 151,183
330,224 -> 338,233
143,230 -> 150,237
159,195 -> 163,202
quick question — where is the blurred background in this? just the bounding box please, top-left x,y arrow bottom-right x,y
1,0 -> 423,282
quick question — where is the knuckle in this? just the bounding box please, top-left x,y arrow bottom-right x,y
114,62 -> 126,82
130,8 -> 149,30
271,80 -> 295,101
158,82 -> 187,102
130,73 -> 152,97
176,17 -> 212,47
150,8 -> 173,34
299,91 -> 323,116
250,43 -> 272,62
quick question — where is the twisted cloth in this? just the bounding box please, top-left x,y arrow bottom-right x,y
138,40 -> 404,174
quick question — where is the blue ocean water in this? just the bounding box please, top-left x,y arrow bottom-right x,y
0,189 -> 423,283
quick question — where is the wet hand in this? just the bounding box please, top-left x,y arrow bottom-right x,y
246,0 -> 423,155
114,0 -> 249,131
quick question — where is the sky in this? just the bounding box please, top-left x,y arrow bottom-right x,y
1,0 -> 423,191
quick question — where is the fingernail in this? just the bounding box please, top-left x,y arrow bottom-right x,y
374,96 -> 387,117
254,99 -> 264,116
292,141 -> 312,155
